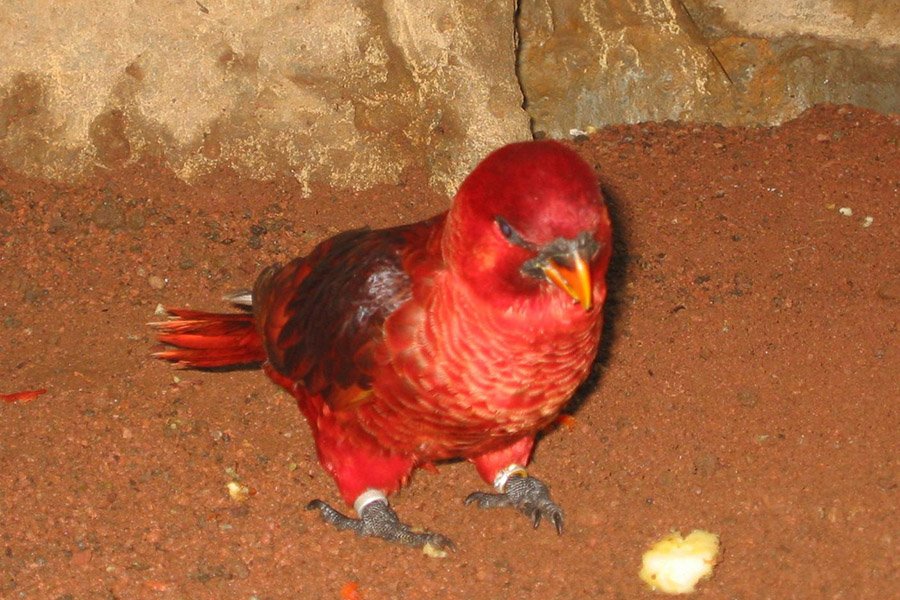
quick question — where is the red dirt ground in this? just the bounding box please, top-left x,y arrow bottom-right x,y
1,105 -> 897,599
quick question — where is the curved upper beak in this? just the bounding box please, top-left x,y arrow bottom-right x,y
520,231 -> 600,311
542,251 -> 593,311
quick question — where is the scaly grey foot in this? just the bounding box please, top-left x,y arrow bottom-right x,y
306,490 -> 454,550
464,469 -> 564,534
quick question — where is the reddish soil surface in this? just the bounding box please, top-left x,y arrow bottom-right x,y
1,105 -> 897,599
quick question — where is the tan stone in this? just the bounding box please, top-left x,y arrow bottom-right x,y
704,0 -> 899,47
0,0 -> 896,190
517,0 -> 732,136
686,0 -> 900,124
707,35 -> 900,125
517,0 -> 899,134
0,0 -> 530,193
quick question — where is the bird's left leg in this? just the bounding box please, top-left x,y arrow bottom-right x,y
464,436 -> 564,533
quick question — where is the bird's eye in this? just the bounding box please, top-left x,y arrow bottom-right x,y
495,216 -> 538,252
496,216 -> 514,239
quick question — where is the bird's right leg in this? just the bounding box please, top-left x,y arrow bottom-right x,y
307,490 -> 454,550
304,433 -> 454,550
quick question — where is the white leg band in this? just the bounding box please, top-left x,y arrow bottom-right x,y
353,489 -> 388,514
493,464 -> 528,492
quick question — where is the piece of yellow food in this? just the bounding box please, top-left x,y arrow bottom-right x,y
421,541 -> 448,559
226,481 -> 251,502
640,529 -> 720,594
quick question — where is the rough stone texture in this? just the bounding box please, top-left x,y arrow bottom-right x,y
0,0 -> 896,188
706,0 -> 899,46
0,0 -> 530,193
517,0 -> 732,136
705,34 -> 899,126
518,0 -> 900,136
685,0 -> 900,124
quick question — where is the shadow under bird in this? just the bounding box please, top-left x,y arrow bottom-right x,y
153,140 -> 613,549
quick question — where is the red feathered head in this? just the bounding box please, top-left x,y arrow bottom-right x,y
444,140 -> 612,312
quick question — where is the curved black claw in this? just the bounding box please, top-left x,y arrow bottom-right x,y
464,474 -> 564,534
306,499 -> 455,550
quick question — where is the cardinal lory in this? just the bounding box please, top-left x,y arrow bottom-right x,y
153,140 -> 613,550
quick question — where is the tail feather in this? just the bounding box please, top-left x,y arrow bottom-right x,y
151,308 -> 265,368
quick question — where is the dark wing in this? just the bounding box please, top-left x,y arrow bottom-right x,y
252,217 -> 441,409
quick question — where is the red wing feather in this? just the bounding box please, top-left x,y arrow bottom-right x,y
252,219 -> 441,410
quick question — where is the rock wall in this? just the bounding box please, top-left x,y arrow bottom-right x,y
706,0 -> 898,46
0,0 -> 897,190
518,0 -> 899,136
0,0 -> 530,193
683,0 -> 899,125
516,0 -> 732,136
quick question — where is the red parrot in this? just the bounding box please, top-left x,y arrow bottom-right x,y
154,140 -> 612,549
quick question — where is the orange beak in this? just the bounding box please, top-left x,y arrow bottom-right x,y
542,252 -> 593,310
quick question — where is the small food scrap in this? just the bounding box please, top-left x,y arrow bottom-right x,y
422,541 -> 449,559
340,581 -> 362,600
640,529 -> 720,594
862,216 -> 874,228
838,207 -> 853,217
1,388 -> 47,404
226,481 -> 251,502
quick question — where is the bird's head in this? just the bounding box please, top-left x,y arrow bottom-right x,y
444,140 -> 612,313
